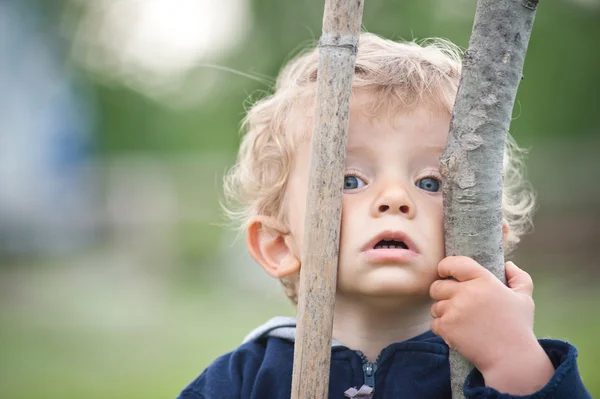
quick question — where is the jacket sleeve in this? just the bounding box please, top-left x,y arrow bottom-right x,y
176,353 -> 239,399
177,369 -> 209,399
463,339 -> 591,398
176,345 -> 263,399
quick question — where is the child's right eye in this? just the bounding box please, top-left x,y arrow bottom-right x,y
344,175 -> 367,190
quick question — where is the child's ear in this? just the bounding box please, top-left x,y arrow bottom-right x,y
502,220 -> 510,249
246,216 -> 300,278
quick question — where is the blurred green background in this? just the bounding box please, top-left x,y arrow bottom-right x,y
0,0 -> 598,398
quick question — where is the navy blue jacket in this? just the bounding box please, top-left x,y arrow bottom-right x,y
178,317 -> 590,398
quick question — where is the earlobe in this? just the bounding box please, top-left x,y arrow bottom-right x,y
246,216 -> 300,278
278,254 -> 301,277
502,220 -> 509,248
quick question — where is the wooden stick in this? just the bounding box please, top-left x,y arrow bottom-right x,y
290,1 -> 364,398
440,0 -> 539,397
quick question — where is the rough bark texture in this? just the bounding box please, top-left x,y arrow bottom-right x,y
290,1 -> 364,398
440,1 -> 539,398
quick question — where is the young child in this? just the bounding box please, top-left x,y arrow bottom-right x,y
178,33 -> 590,398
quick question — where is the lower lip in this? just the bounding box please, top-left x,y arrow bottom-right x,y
362,248 -> 419,263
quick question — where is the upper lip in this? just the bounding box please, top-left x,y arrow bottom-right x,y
361,230 -> 418,253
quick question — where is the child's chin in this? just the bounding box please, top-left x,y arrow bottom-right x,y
340,275 -> 431,299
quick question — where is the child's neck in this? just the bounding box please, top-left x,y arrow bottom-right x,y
332,294 -> 433,362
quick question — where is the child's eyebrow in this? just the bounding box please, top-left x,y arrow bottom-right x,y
346,144 -> 372,157
347,143 -> 446,156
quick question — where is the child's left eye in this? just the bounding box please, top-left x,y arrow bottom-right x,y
416,177 -> 441,192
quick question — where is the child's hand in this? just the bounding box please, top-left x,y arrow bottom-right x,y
429,256 -> 555,394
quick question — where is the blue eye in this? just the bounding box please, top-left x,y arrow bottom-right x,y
416,177 -> 441,192
344,175 -> 367,190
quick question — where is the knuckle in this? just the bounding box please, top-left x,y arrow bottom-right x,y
430,318 -> 439,334
439,256 -> 456,271
455,255 -> 474,267
461,282 -> 477,298
440,256 -> 454,264
451,297 -> 466,313
470,280 -> 491,298
524,295 -> 535,311
524,273 -> 534,289
432,318 -> 447,337
443,309 -> 459,325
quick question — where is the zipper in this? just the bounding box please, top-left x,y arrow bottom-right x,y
356,351 -> 379,389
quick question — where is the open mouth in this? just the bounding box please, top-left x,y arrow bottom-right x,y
373,239 -> 409,250
362,232 -> 418,262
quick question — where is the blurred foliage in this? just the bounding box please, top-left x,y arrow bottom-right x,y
54,0 -> 599,156
99,0 -> 599,154
73,0 -> 600,268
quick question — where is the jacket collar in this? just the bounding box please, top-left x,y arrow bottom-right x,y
242,316 -> 441,348
242,316 -> 345,347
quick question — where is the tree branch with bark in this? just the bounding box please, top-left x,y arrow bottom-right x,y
440,0 -> 540,397
290,1 -> 365,398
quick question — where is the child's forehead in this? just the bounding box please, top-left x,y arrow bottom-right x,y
348,106 -> 449,147
284,90 -> 450,145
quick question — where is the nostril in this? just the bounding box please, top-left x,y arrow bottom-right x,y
379,205 -> 389,212
400,205 -> 409,213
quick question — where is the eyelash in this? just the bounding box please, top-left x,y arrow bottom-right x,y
344,169 -> 369,182
343,170 -> 442,186
417,170 -> 442,182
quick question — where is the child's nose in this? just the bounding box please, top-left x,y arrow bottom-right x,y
371,184 -> 416,219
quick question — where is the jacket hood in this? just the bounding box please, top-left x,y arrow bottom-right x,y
242,316 -> 345,347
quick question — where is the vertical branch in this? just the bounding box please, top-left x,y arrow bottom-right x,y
440,0 -> 539,397
290,1 -> 364,398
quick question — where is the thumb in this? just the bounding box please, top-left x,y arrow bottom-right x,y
505,261 -> 533,296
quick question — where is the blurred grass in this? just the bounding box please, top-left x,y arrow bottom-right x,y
531,269 -> 600,394
0,263 -> 597,398
0,261 -> 291,399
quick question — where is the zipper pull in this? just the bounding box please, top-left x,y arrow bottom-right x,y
344,385 -> 374,398
362,361 -> 378,387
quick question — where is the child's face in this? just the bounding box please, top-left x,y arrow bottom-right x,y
285,101 -> 449,301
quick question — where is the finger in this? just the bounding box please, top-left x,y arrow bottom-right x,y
505,261 -> 533,296
430,317 -> 441,337
438,256 -> 491,282
430,300 -> 450,318
429,279 -> 460,300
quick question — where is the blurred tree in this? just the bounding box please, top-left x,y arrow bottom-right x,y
54,0 -> 598,155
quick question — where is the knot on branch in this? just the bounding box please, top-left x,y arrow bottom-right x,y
443,133 -> 482,190
462,49 -> 479,70
319,33 -> 359,53
461,133 -> 483,151
523,0 -> 539,10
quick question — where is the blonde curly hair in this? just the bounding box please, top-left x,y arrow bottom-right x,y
223,33 -> 535,304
